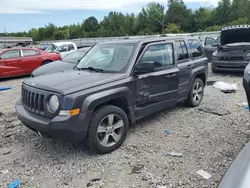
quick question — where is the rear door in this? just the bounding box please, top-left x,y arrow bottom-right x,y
0,50 -> 23,78
134,42 -> 179,118
175,40 -> 192,100
21,49 -> 42,73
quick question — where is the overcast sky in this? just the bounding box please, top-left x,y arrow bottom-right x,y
0,0 -> 218,32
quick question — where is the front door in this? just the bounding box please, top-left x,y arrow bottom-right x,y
134,42 -> 179,119
0,49 -> 23,78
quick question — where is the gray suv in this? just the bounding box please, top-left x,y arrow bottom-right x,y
211,25 -> 250,72
16,37 -> 208,154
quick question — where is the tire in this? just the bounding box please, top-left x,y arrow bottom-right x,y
86,105 -> 129,154
211,67 -> 218,73
42,60 -> 52,66
185,78 -> 204,107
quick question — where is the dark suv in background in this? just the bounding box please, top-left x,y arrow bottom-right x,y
16,37 -> 208,154
211,25 -> 250,72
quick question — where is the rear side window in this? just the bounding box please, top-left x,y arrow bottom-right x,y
22,50 -> 40,57
1,50 -> 20,59
175,41 -> 189,61
69,44 -> 75,50
188,40 -> 203,58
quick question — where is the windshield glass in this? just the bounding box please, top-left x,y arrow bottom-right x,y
76,43 -> 136,73
45,44 -> 58,52
63,49 -> 89,64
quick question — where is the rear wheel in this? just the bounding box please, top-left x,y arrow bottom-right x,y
42,60 -> 52,66
86,105 -> 129,154
185,78 -> 204,107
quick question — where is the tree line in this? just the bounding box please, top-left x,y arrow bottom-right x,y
2,0 -> 250,40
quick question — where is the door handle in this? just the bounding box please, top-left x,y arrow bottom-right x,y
165,73 -> 176,78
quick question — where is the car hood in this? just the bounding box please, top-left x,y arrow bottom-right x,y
32,61 -> 74,77
221,27 -> 250,46
25,70 -> 127,95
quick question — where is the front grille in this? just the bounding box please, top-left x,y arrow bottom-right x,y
220,56 -> 243,61
22,87 -> 45,114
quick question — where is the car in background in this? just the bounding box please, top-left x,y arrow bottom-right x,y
243,63 -> 250,108
211,25 -> 250,72
45,42 -> 78,58
0,48 -> 61,79
217,142 -> 250,188
31,47 -> 91,77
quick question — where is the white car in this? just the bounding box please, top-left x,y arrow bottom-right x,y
45,42 -> 78,58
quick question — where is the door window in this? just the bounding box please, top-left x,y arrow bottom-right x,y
22,50 -> 40,57
175,41 -> 189,61
139,43 -> 174,72
58,45 -> 70,52
0,50 -> 20,59
69,44 -> 75,51
188,40 -> 203,58
204,37 -> 216,46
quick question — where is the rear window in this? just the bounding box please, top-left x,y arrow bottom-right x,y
188,40 -> 203,58
22,50 -> 40,57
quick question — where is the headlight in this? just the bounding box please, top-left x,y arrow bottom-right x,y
48,95 -> 59,112
212,51 -> 217,56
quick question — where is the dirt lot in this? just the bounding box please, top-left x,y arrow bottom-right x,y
0,67 -> 249,188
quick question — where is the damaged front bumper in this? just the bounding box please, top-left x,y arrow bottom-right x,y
15,100 -> 91,142
212,60 -> 248,72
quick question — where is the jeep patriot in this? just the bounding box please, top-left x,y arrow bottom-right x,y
16,37 -> 208,154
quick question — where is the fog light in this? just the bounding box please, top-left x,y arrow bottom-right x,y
59,109 -> 80,116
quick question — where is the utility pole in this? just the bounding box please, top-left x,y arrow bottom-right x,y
67,28 -> 70,39
156,19 -> 165,34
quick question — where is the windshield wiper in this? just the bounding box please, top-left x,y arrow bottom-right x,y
76,67 -> 104,72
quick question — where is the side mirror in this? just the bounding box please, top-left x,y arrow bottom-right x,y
134,61 -> 155,75
212,43 -> 219,47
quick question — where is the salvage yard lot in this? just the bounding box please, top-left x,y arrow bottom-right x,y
0,66 -> 249,188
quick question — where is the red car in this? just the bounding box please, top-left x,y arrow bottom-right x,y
0,48 -> 61,79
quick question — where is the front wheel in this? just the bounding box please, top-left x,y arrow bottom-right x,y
185,78 -> 204,107
86,105 -> 129,154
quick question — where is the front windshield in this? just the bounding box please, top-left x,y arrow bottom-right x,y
76,43 -> 136,73
63,49 -> 89,64
45,44 -> 58,52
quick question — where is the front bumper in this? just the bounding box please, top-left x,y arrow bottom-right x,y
212,60 -> 248,72
243,78 -> 250,108
15,101 -> 91,142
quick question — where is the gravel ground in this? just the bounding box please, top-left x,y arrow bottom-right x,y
0,67 -> 249,188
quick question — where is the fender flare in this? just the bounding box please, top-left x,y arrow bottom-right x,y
81,87 -> 132,114
188,66 -> 207,93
